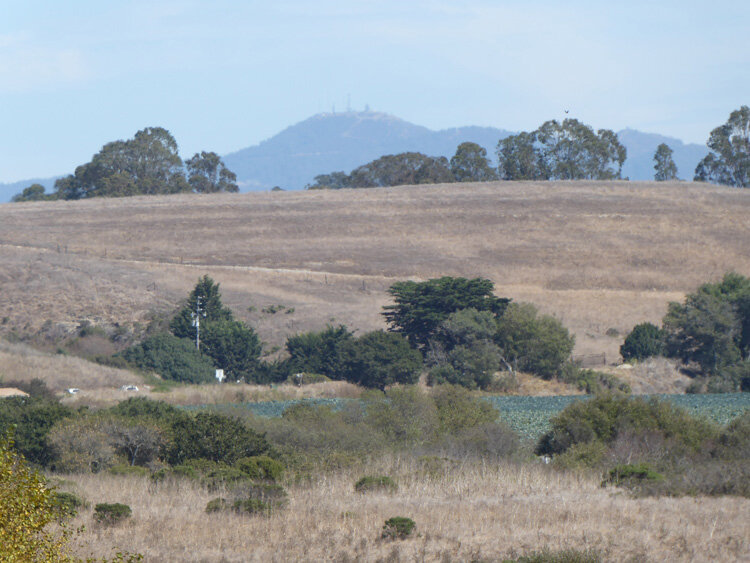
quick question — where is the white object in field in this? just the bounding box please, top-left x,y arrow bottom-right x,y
67,388 -> 80,395
215,369 -> 225,383
120,385 -> 139,392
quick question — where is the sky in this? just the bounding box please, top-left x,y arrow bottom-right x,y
1,0 -> 748,183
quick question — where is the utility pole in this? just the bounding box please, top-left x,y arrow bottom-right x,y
191,297 -> 205,351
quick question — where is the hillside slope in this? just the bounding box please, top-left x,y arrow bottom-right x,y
0,181 -> 748,362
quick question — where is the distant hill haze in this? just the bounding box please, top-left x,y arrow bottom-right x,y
223,111 -> 708,189
0,112 -> 708,200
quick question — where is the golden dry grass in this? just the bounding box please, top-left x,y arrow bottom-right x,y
1,181 -> 748,366
58,458 -> 750,562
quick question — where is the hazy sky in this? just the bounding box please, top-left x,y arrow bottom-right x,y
1,0 -> 748,183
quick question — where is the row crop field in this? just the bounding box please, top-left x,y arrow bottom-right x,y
192,393 -> 750,442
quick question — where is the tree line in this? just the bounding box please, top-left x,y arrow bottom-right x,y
12,127 -> 238,201
12,105 -> 748,202
308,106 -> 749,189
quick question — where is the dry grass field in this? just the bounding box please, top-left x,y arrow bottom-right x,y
57,458 -> 749,562
1,180 -> 748,368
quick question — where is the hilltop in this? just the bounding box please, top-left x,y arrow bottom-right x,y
0,180 -> 748,366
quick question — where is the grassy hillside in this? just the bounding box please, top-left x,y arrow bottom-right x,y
0,180 -> 748,364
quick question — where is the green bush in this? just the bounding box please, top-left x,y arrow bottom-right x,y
166,412 -> 271,465
551,441 -> 608,471
427,309 -> 502,390
285,325 -> 353,378
560,367 -> 631,395
431,385 -> 497,433
381,516 -> 416,540
235,455 -> 284,482
93,503 -> 132,526
604,463 -> 663,487
338,331 -> 422,390
205,497 -> 228,513
536,394 -> 718,456
200,319 -> 262,383
495,302 -> 575,379
717,410 -> 750,460
120,332 -> 216,384
354,475 -> 398,493
620,322 -> 664,361
0,397 -> 74,467
51,491 -> 86,519
663,272 -> 750,376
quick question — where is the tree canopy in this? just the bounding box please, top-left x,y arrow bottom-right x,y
663,272 -> 750,377
186,151 -> 239,193
11,184 -> 53,202
383,277 -> 510,351
497,118 -> 627,181
653,143 -> 678,181
338,331 -> 422,390
306,152 -> 456,189
694,105 -> 750,188
348,152 -> 454,188
52,127 -> 238,199
169,275 -> 261,381
450,142 -> 497,182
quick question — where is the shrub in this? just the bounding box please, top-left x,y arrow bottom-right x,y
364,386 -> 439,445
120,332 -> 216,384
431,385 -> 497,433
536,394 -> 718,456
427,309 -> 501,390
205,497 -> 228,513
717,410 -> 750,460
200,319 -> 262,382
663,272 -> 750,375
51,491 -> 86,519
0,397 -> 74,467
285,325 -> 353,378
232,498 -> 272,515
620,322 -> 664,361
166,412 -> 271,465
48,417 -> 115,473
604,463 -> 663,487
235,455 -> 284,482
0,434 -> 76,561
551,441 -> 608,471
560,367 -> 631,395
381,516 -> 416,540
202,466 -> 252,491
354,475 -> 398,493
495,302 -> 575,379
338,331 -> 423,390
93,503 -> 132,526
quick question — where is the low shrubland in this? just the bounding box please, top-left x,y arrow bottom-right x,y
537,393 -> 750,497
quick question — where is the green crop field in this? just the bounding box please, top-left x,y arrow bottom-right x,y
189,393 -> 749,443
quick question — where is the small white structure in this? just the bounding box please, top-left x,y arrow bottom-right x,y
66,388 -> 80,395
120,385 -> 139,392
215,369 -> 225,383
